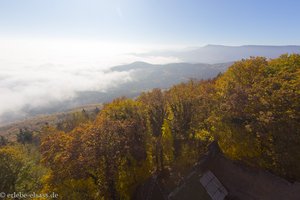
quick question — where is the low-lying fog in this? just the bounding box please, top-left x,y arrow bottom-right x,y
0,38 -> 181,125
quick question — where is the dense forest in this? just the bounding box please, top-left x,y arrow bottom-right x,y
0,54 -> 299,199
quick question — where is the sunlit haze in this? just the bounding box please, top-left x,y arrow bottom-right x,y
1,0 -> 300,124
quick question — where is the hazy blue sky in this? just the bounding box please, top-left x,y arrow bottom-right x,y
0,0 -> 299,45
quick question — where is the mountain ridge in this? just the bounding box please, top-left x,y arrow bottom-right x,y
137,45 -> 300,64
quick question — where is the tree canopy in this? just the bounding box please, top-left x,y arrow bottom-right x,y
1,54 -> 300,198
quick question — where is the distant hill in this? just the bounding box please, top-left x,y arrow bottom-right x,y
110,61 -> 231,89
56,61 -> 232,111
138,45 -> 300,63
0,61 -> 232,126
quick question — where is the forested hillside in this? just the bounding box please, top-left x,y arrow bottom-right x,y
0,54 -> 299,199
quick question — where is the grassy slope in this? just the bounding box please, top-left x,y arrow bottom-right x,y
0,103 -> 102,141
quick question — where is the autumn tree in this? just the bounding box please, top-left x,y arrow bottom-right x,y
40,123 -> 99,200
17,128 -> 33,144
138,88 -> 168,172
166,80 -> 214,158
56,110 -> 91,132
82,98 -> 148,199
0,136 -> 8,146
214,55 -> 300,180
0,145 -> 46,193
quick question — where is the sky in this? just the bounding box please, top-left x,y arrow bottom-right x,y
0,0 -> 299,124
0,0 -> 300,45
